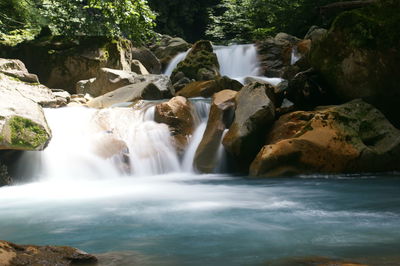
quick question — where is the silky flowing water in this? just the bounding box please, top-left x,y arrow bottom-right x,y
0,45 -> 399,265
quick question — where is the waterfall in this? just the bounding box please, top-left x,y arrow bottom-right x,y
164,44 -> 282,85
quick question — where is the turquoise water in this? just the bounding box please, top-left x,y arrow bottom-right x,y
0,173 -> 399,265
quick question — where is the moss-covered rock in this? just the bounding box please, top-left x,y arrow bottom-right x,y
310,1 -> 400,127
171,40 -> 220,84
0,84 -> 51,151
149,35 -> 191,70
1,35 -> 134,93
250,99 -> 400,177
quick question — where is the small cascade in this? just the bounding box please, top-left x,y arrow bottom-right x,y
290,46 -> 301,65
164,50 -> 189,76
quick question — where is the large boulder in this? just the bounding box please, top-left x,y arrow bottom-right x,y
0,77 -> 51,150
149,35 -> 191,70
194,90 -> 237,173
250,99 -> 400,177
87,81 -> 166,109
171,40 -> 220,85
78,69 -> 172,98
0,240 -> 97,266
2,36 -> 134,92
154,96 -> 195,152
310,2 -> 400,127
222,82 -> 276,171
0,59 -> 68,107
176,76 -> 242,98
131,47 -> 161,74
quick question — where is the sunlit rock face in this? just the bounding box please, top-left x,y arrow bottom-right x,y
250,99 -> 400,177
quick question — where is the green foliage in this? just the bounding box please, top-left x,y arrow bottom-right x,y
206,0 -> 339,43
0,0 -> 155,45
148,0 -> 220,42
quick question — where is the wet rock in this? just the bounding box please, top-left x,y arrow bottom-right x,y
0,164 -> 11,186
0,240 -> 97,266
304,25 -> 328,43
0,75 -> 52,151
131,47 -> 161,74
3,36 -> 134,93
223,82 -> 276,171
194,90 -> 237,173
250,99 -> 400,177
155,96 -> 195,152
149,35 -> 191,70
176,76 -> 242,98
310,2 -> 400,127
171,40 -> 220,86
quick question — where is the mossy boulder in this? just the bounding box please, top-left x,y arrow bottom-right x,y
250,99 -> 400,177
1,36 -> 134,93
149,35 -> 191,70
171,40 -> 220,84
0,84 -> 51,151
310,1 -> 400,127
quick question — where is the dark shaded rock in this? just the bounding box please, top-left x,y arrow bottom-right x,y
131,60 -> 149,75
131,47 -> 161,74
222,82 -> 276,171
0,164 -> 11,187
155,96 -> 195,152
310,2 -> 400,127
149,35 -> 191,70
194,90 -> 237,173
0,240 -> 97,266
250,99 -> 400,177
176,76 -> 242,98
171,40 -> 220,84
2,36 -> 133,93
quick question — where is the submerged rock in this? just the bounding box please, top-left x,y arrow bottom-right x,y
0,240 -> 97,266
194,90 -> 237,173
176,76 -> 242,98
171,40 -> 220,87
250,99 -> 400,177
223,82 -> 276,171
310,2 -> 400,127
155,96 -> 195,152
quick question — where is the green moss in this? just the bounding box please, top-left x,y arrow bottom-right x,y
8,116 -> 49,149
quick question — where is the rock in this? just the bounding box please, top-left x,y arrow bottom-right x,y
87,81 -> 164,109
3,36 -> 134,92
171,40 -> 220,85
222,82 -> 276,171
194,90 -> 237,173
304,26 -> 328,43
0,58 -> 39,83
154,96 -> 195,152
268,256 -> 368,266
0,164 -> 11,186
310,2 -> 400,127
150,35 -> 191,70
78,68 -> 172,98
256,33 -> 301,78
0,240 -> 97,266
0,59 -> 67,107
131,47 -> 161,74
76,68 -> 136,97
250,99 -> 400,177
176,76 -> 242,98
0,77 -> 51,150
131,60 -> 149,75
